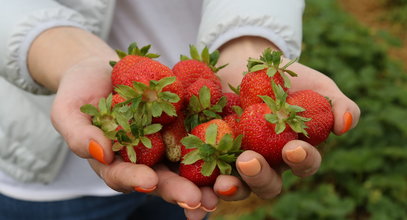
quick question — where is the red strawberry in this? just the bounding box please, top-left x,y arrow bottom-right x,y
119,132 -> 165,166
172,45 -> 225,90
111,43 -> 185,125
220,92 -> 241,117
112,93 -> 126,107
287,90 -> 334,146
113,122 -> 165,167
161,112 -> 188,162
239,49 -> 297,109
237,85 -> 309,167
185,78 -> 223,106
223,113 -> 240,135
179,119 -> 242,186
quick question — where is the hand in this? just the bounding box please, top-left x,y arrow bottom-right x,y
28,27 -> 216,220
211,36 -> 360,200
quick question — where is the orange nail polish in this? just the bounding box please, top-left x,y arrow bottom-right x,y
177,201 -> 201,210
89,140 -> 108,165
285,146 -> 307,163
217,186 -> 238,196
200,205 -> 217,212
134,185 -> 157,193
237,158 -> 261,177
341,112 -> 353,134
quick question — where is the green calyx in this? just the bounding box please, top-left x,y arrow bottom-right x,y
114,76 -> 180,124
80,94 -> 118,138
80,93 -> 163,164
184,86 -> 227,132
110,42 -> 160,67
260,83 -> 310,136
181,124 -> 243,176
180,45 -> 228,73
246,48 -> 298,88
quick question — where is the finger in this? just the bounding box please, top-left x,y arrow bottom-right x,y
330,95 -> 361,135
88,157 -> 158,193
154,164 -> 202,210
282,140 -> 321,178
51,71 -> 114,164
213,175 -> 250,201
185,187 -> 218,220
236,151 -> 283,200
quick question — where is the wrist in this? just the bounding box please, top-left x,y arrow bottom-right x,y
217,36 -> 280,91
27,27 -> 117,92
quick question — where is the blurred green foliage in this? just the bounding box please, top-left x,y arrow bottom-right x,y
214,0 -> 407,219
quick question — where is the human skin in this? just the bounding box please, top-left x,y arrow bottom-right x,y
27,28 -> 360,220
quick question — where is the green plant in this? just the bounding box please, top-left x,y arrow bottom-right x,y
213,0 -> 407,219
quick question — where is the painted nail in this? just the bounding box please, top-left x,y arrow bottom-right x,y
237,158 -> 261,177
88,140 -> 108,165
134,185 -> 157,193
217,186 -> 238,196
285,146 -> 307,163
200,205 -> 217,212
177,201 -> 201,210
341,111 -> 353,134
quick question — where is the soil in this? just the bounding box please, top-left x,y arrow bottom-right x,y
209,1 -> 406,219
339,0 -> 407,69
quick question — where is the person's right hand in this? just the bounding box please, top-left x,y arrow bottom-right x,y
28,27 -> 217,220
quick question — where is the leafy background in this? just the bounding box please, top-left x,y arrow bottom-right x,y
210,0 -> 407,219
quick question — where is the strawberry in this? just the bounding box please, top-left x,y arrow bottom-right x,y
287,90 -> 334,146
110,43 -> 160,88
185,78 -> 223,106
220,92 -> 241,117
112,93 -> 126,107
161,112 -> 188,162
172,45 -> 225,90
179,119 -> 242,186
119,132 -> 165,166
239,49 -> 298,109
237,84 -> 309,167
111,42 -> 185,125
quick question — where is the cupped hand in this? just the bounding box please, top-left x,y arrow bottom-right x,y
50,58 -> 216,220
212,36 -> 360,200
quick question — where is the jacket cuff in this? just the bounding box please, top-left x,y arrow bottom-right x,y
197,0 -> 305,59
5,8 -> 88,94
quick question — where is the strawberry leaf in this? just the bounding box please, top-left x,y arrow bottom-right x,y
126,146 -> 137,163
143,124 -> 162,135
205,124 -> 218,146
151,101 -> 163,117
217,160 -> 232,175
140,136 -> 152,149
201,47 -> 210,64
181,134 -> 205,149
199,86 -> 211,109
160,102 -> 177,116
182,149 -> 200,165
112,142 -> 123,152
80,104 -> 99,116
159,91 -> 180,103
156,76 -> 176,92
232,134 -> 243,152
217,134 -> 233,152
189,45 -> 201,61
201,160 -> 217,176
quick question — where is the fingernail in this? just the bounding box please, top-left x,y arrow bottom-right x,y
217,185 -> 238,196
237,158 -> 261,177
133,185 -> 157,193
200,205 -> 217,212
285,146 -> 307,163
88,140 -> 108,165
177,201 -> 201,210
341,111 -> 353,134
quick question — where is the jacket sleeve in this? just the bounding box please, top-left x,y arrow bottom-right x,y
197,0 -> 305,59
0,0 -> 90,94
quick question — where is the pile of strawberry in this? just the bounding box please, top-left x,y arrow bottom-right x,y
81,42 -> 334,187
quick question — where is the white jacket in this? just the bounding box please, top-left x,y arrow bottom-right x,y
0,0 -> 304,183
